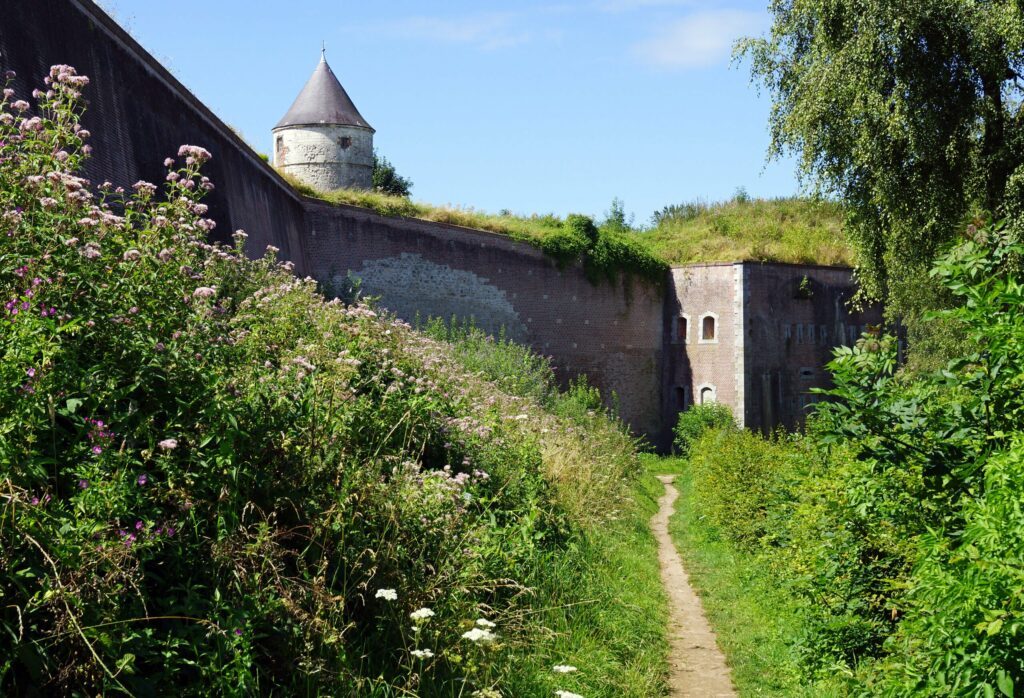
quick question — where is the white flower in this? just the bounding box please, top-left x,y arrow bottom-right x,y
375,588 -> 397,601
409,607 -> 435,621
410,648 -> 434,659
553,665 -> 578,674
461,627 -> 497,644
475,618 -> 496,629
555,692 -> 584,698
157,438 -> 178,451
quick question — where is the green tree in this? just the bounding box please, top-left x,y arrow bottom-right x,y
372,150 -> 413,197
742,1 -> 1024,337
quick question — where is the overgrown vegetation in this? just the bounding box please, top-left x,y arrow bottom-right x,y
640,196 -> 851,267
668,220 -> 1024,695
0,65 -> 668,696
280,171 -> 669,287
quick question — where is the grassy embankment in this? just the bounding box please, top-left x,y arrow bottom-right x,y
282,172 -> 852,270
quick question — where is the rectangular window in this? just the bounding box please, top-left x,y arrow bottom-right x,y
797,324 -> 804,344
783,323 -> 792,340
819,325 -> 828,344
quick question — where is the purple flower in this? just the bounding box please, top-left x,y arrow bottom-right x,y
77,479 -> 89,489
25,367 -> 35,378
135,520 -> 144,530
234,628 -> 243,637
91,445 -> 102,455
137,473 -> 148,486
177,145 -> 212,163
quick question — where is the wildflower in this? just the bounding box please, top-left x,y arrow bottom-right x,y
472,690 -> 502,698
232,230 -> 247,240
164,157 -> 174,167
91,445 -> 102,455
234,628 -> 243,637
553,665 -> 578,674
555,692 -> 584,698
461,627 -> 497,644
410,649 -> 434,659
157,248 -> 174,262
177,144 -> 212,164
122,249 -> 141,261
81,242 -> 101,259
158,438 -> 178,451
409,608 -> 435,622
132,180 -> 157,196
64,237 -> 79,246
375,588 -> 397,601
39,197 -> 58,209
475,618 -> 496,629
137,473 -> 148,486
77,479 -> 89,489
193,286 -> 216,298
11,100 -> 28,111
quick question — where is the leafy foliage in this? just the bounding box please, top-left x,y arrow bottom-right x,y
742,0 -> 1024,347
672,402 -> 736,457
371,149 -> 413,197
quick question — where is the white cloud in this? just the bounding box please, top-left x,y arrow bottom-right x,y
632,9 -> 766,69
377,13 -> 534,51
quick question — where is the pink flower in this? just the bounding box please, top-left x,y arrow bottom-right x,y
164,157 -> 174,167
158,438 -> 178,451
11,100 -> 28,112
136,473 -> 148,486
122,249 -> 141,261
192,286 -> 216,298
177,145 -> 212,164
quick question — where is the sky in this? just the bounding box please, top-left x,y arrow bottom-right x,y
93,0 -> 799,225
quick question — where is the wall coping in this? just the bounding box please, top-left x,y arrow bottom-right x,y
70,0 -> 300,203
671,260 -> 855,272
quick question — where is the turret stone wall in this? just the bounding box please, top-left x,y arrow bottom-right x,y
273,124 -> 373,190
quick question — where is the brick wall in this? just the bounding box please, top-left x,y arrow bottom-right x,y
741,263 -> 883,432
303,200 -> 668,442
665,264 -> 741,426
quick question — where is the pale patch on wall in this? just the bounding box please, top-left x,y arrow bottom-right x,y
346,253 -> 528,339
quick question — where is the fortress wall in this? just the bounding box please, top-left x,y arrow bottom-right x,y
303,200 -> 667,442
0,0 -> 311,272
742,264 -> 884,431
666,264 -> 741,425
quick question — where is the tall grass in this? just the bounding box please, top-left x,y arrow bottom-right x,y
640,196 -> 851,266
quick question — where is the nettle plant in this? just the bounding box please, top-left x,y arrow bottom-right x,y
0,66 -> 578,696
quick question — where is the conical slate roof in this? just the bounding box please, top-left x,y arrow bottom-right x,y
274,54 -> 373,131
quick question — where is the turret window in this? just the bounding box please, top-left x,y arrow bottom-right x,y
337,136 -> 352,149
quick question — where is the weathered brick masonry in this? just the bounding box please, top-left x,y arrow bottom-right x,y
3,0 -> 884,449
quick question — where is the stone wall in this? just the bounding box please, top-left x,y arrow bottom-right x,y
273,124 -> 373,191
303,200 -> 668,442
0,0 -> 311,272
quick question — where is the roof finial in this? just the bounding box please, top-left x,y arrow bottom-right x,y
320,41 -> 326,62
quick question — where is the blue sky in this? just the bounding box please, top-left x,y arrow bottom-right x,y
94,0 -> 798,225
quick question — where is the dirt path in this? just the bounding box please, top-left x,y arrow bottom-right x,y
652,475 -> 736,697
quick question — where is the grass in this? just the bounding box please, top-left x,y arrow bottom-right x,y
506,472 -> 670,697
638,197 -> 852,267
642,455 -> 843,697
279,173 -> 853,273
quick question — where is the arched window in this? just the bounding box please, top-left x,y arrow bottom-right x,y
698,312 -> 718,343
697,383 -> 716,404
676,314 -> 690,343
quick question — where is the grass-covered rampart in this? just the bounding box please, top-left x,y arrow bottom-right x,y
0,65 -> 668,696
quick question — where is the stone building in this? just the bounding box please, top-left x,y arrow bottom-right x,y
272,51 -> 374,191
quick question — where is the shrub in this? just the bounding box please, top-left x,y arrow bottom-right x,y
673,402 -> 736,456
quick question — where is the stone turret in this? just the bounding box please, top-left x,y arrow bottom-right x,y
273,51 -> 374,191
